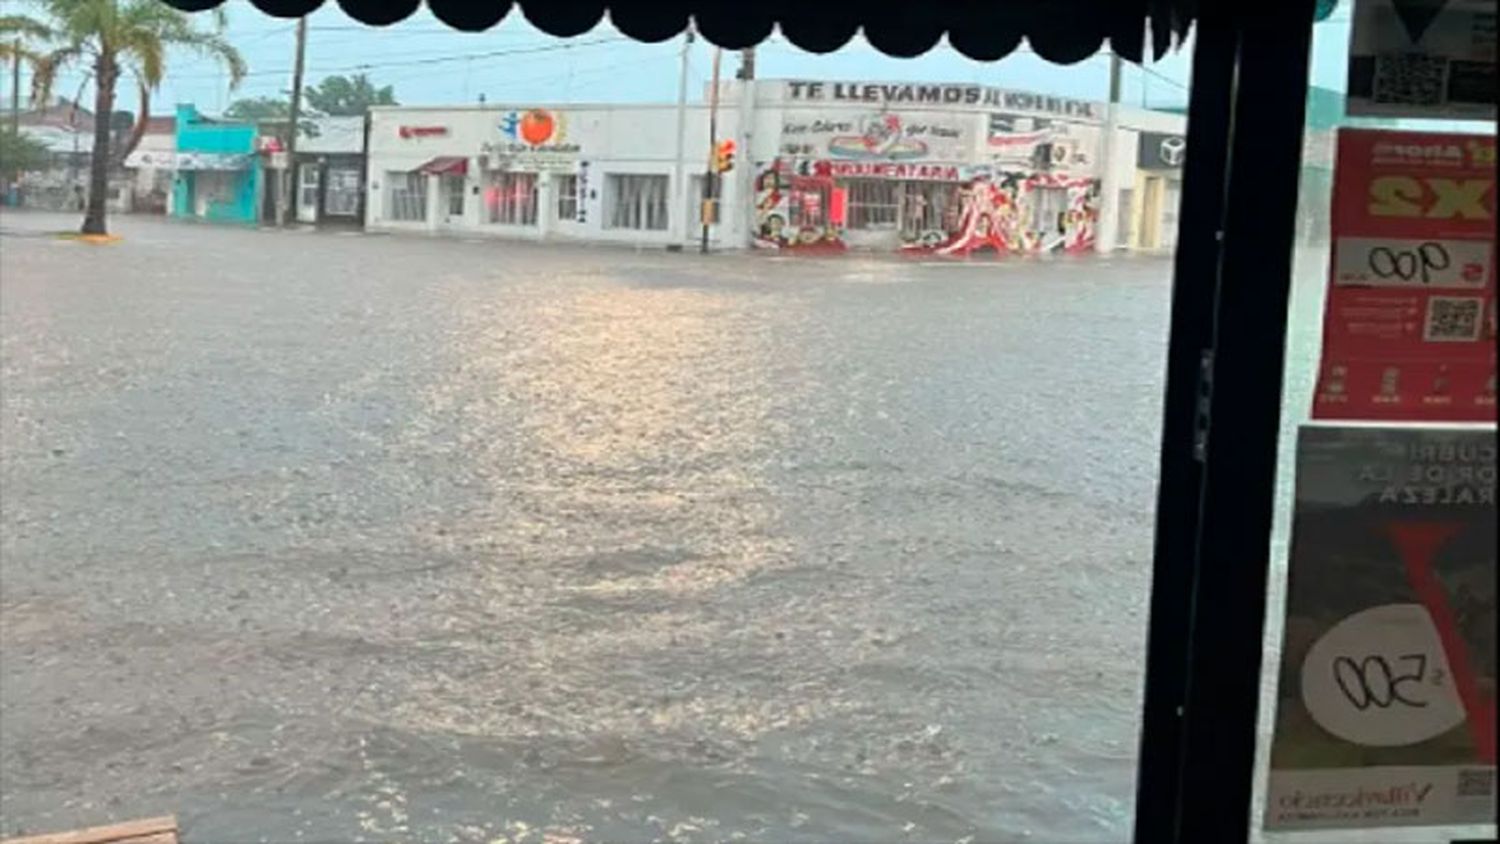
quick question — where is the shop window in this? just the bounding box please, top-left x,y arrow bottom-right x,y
324,167 -> 361,217
555,174 -> 578,222
486,171 -> 538,226
387,171 -> 426,222
840,178 -> 899,230
899,181 -> 962,241
605,173 -> 669,231
444,175 -> 465,217
199,171 -> 235,206
1030,186 -> 1070,235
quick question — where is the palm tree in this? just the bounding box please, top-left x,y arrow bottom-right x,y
2,14 -> 54,133
25,0 -> 245,234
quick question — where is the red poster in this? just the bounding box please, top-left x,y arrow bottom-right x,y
1313,129 -> 1497,422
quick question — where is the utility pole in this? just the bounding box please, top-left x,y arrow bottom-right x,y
700,46 -> 721,254
670,26 -> 692,248
11,41 -> 21,135
734,47 -> 755,248
280,16 -> 308,226
1096,51 -> 1124,253
736,47 -> 755,81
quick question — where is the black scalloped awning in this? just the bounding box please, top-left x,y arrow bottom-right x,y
159,0 -> 1194,64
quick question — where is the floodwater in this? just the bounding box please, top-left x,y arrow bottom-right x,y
1,213 -> 1174,843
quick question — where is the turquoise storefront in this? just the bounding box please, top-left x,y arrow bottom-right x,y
172,104 -> 261,225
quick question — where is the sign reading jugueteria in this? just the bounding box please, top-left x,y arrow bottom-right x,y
1266,425 -> 1496,831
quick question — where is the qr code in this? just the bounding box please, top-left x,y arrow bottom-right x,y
1458,768 -> 1494,798
1373,53 -> 1449,106
1425,297 -> 1483,341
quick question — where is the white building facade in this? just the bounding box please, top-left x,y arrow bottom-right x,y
365,80 -> 1186,255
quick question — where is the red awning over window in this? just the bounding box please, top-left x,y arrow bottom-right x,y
416,156 -> 467,176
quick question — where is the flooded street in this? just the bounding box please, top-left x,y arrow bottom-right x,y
2,212 -> 1175,842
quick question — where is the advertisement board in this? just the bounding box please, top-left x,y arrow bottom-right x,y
1266,425 -> 1496,831
1347,0 -> 1496,120
778,111 -> 971,162
1313,129 -> 1496,422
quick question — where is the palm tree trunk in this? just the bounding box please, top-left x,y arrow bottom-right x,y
114,82 -> 149,167
82,51 -> 116,235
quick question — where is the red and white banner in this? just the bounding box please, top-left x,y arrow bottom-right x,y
1313,129 -> 1497,422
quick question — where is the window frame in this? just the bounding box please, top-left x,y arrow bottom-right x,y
604,172 -> 670,231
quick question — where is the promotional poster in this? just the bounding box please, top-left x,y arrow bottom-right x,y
1266,425 -> 1497,830
1346,0 -> 1496,120
1313,129 -> 1497,422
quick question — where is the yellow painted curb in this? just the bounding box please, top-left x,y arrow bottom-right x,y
54,232 -> 123,244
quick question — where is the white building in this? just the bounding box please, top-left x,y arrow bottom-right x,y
365,79 -> 1187,255
123,116 -> 177,213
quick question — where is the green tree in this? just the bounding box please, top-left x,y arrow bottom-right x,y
2,14 -> 54,132
303,73 -> 395,116
0,125 -> 49,173
225,96 -> 289,121
22,0 -> 246,234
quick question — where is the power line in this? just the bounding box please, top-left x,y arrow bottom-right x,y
1136,62 -> 1188,91
167,35 -> 631,81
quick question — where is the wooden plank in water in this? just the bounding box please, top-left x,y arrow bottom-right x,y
0,816 -> 177,844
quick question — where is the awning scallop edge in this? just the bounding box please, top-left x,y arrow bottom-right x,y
161,0 -> 1194,64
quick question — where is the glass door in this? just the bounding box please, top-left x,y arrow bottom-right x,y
295,162 -> 319,224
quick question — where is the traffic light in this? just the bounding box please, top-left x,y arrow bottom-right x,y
713,139 -> 736,173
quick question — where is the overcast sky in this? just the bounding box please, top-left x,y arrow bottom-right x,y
25,2 -> 1361,117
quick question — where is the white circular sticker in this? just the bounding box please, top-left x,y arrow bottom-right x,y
1300,603 -> 1466,747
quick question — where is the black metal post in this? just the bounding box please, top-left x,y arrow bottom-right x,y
1132,5 -> 1240,836
1133,1 -> 1317,840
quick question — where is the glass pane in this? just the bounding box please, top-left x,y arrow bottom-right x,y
0,8 -> 1198,843
1253,2 -> 1497,840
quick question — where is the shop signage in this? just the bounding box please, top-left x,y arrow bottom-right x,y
489,108 -> 581,170
780,112 -> 967,161
824,161 -> 962,181
398,125 -> 448,139
784,80 -> 1100,120
1347,0 -> 1496,120
985,115 -> 1097,174
144,151 -> 252,170
1313,129 -> 1496,422
987,114 -> 1052,155
1265,425 -> 1496,831
1137,132 -> 1186,169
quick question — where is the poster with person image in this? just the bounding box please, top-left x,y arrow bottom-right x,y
1266,425 -> 1496,830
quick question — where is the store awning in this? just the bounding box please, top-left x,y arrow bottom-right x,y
415,156 -> 468,176
139,152 -> 252,171
151,0 -> 1194,64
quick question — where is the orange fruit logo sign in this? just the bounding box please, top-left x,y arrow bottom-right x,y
519,110 -> 556,145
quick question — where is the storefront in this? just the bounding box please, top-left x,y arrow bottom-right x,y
366,83 -> 1185,254
747,82 -> 1106,254
257,116 -> 368,227
366,104 -> 740,247
171,104 -> 261,226
1129,130 -> 1186,252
